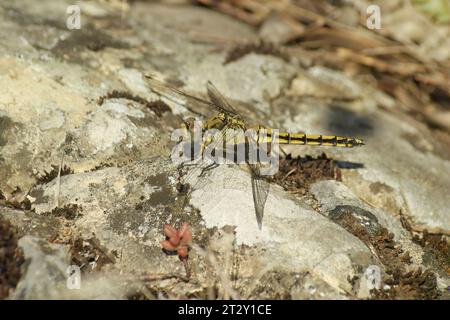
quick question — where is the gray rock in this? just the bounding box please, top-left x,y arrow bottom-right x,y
310,180 -> 425,265
311,181 -> 406,239
10,235 -> 132,300
189,165 -> 374,294
11,236 -> 69,299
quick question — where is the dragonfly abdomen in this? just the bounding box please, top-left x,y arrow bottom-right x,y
261,130 -> 364,148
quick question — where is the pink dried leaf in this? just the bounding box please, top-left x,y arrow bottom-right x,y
168,235 -> 180,246
163,225 -> 178,238
179,222 -> 189,237
160,240 -> 178,252
180,229 -> 192,246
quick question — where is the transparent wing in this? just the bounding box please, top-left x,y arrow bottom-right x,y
144,75 -> 213,116
180,126 -> 230,195
206,81 -> 239,116
180,126 -> 270,230
145,75 -> 239,117
248,163 -> 270,230
245,132 -> 272,229
180,123 -> 247,202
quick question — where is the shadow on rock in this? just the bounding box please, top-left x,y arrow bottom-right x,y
325,104 -> 374,138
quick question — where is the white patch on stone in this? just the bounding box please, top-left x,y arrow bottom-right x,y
102,100 -> 145,118
38,104 -> 66,130
118,68 -> 149,95
85,109 -> 137,153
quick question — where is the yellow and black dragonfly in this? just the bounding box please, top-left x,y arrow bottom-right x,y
144,75 -> 364,229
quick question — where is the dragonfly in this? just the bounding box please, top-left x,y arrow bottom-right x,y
144,75 -> 364,229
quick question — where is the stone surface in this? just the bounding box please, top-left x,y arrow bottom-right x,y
310,180 -> 424,264
10,235 -> 130,299
12,236 -> 70,299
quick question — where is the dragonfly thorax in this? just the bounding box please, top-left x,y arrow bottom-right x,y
205,113 -> 246,131
181,114 -> 246,138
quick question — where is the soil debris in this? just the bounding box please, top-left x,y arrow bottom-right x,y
274,153 -> 341,195
43,204 -> 82,220
413,230 -> 450,276
36,165 -> 73,185
328,206 -> 440,299
69,236 -> 116,273
97,90 -> 171,117
224,41 -> 290,64
51,27 -> 129,57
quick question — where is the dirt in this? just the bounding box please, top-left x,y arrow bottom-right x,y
224,41 -> 290,64
273,153 -> 341,195
97,90 -> 171,117
328,206 -> 440,299
0,215 -> 25,299
412,230 -> 450,277
90,162 -> 115,171
69,237 -> 116,274
35,165 -> 74,185
28,225 -> 123,293
45,215 -> 117,274
42,203 -> 82,220
40,204 -> 83,245
50,27 -> 129,61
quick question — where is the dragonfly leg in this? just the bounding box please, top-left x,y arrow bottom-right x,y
199,162 -> 219,177
178,161 -> 199,168
279,146 -> 288,158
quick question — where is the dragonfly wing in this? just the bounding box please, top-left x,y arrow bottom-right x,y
180,124 -> 270,230
144,75 -> 213,116
180,126 -> 228,192
248,164 -> 270,230
206,81 -> 239,116
179,127 -> 239,215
